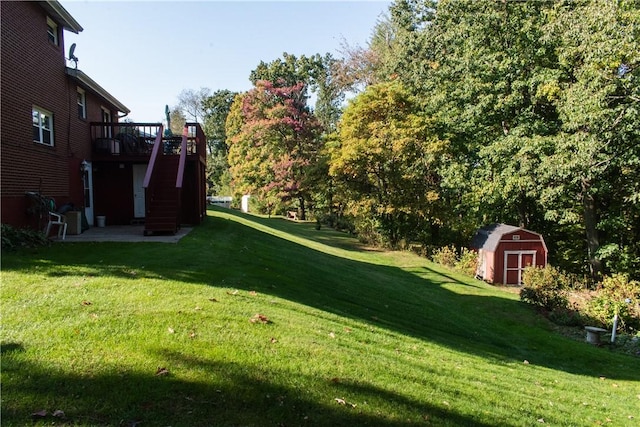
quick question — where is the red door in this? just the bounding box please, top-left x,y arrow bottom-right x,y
504,251 -> 536,285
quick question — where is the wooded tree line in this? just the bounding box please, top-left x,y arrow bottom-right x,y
177,0 -> 639,282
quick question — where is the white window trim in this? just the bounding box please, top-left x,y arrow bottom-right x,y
33,106 -> 54,146
101,107 -> 112,138
47,17 -> 59,45
77,88 -> 86,119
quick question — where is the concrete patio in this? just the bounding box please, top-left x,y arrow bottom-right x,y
60,225 -> 192,243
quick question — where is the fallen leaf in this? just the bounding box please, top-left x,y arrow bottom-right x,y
168,327 -> 175,334
155,367 -> 170,376
250,314 -> 270,324
194,306 -> 202,310
537,419 -> 545,423
82,300 -> 92,306
208,298 -> 218,302
443,401 -> 450,406
52,410 -> 65,418
227,290 -> 239,295
270,337 -> 278,343
328,332 -> 336,339
335,398 -> 346,405
189,331 -> 196,339
344,327 -> 352,333
249,291 -> 257,296
523,360 -> 530,365
330,377 -> 340,383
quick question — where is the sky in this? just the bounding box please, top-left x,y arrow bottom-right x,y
61,0 -> 392,123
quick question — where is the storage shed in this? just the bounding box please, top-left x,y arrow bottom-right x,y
471,223 -> 547,285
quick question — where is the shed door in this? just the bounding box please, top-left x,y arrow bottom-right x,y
504,250 -> 536,285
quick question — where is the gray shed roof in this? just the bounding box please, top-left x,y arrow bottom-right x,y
470,223 -> 523,252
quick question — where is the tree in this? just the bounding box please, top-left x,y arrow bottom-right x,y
168,107 -> 186,136
201,90 -> 238,196
226,81 -> 322,219
177,87 -> 211,123
538,0 -> 640,279
203,90 -> 238,155
250,52 -> 344,131
329,81 -> 446,247
379,0 -> 640,279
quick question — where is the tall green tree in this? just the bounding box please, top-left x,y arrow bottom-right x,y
538,0 -> 640,278
329,81 -> 446,247
250,52 -> 344,130
202,90 -> 237,196
388,0 -> 560,241
381,0 -> 640,278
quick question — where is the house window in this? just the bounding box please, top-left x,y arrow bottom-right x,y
47,17 -> 58,45
32,107 -> 54,146
77,88 -> 86,119
101,107 -> 112,138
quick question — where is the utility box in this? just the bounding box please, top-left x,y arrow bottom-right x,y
65,211 -> 82,235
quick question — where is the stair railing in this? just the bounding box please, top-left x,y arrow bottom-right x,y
176,125 -> 188,188
143,125 -> 164,190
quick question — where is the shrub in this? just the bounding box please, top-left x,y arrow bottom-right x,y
584,274 -> 640,332
455,248 -> 478,276
431,245 -> 458,268
548,307 -> 585,327
1,224 -> 49,251
520,265 -> 570,312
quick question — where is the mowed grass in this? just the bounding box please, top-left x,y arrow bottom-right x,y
1,208 -> 638,426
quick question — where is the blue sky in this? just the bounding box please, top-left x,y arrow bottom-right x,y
62,1 -> 392,122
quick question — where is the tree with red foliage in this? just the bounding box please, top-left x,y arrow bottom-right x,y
227,80 -> 322,219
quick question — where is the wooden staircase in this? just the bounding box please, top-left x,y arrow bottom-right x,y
144,155 -> 181,235
143,126 -> 187,236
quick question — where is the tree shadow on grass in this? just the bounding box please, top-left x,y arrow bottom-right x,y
1,344 -> 492,427
3,209 -> 639,384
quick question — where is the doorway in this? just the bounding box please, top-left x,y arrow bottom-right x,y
504,250 -> 536,285
132,164 -> 147,218
83,162 -> 94,226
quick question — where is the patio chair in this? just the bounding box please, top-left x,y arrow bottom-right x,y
45,211 -> 67,240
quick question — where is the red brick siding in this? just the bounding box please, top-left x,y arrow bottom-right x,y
1,2 -> 119,227
2,2 -> 69,225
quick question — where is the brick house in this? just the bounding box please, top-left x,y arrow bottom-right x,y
1,1 -> 206,236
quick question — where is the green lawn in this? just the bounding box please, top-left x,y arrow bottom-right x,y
2,208 -> 638,426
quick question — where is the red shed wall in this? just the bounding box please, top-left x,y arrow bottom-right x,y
493,231 -> 547,284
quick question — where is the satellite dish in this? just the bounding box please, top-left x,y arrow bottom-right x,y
68,43 -> 78,68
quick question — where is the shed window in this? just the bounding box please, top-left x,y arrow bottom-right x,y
77,88 -> 86,119
47,17 -> 59,45
33,107 -> 54,146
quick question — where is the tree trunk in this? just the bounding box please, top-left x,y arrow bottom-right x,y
582,180 -> 602,282
299,197 -> 306,221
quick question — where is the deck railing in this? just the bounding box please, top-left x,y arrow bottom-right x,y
90,122 -> 202,157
